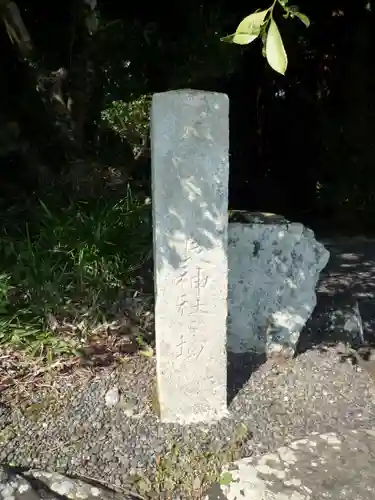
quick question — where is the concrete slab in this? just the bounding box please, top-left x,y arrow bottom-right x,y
206,429 -> 375,499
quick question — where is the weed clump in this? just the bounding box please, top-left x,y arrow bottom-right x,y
0,184 -> 152,360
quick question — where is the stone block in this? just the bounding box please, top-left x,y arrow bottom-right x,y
227,212 -> 330,357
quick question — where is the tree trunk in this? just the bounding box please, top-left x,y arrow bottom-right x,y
1,1 -> 82,162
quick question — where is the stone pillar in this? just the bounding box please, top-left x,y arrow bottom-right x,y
151,90 -> 229,423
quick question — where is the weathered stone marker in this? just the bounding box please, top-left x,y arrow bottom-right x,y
151,90 -> 229,423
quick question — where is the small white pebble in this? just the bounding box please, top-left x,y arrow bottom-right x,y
51,481 -> 73,496
18,484 -> 29,493
105,386 -> 120,407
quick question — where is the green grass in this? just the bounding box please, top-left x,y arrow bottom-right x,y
130,422 -> 252,498
0,186 -> 152,360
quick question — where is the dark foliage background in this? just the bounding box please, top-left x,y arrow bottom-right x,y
0,0 -> 373,231
0,0 -> 374,359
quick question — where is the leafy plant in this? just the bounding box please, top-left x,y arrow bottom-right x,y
0,187 -> 152,359
141,422 -> 252,498
219,471 -> 234,486
100,95 -> 151,158
221,0 -> 310,75
0,273 -> 11,314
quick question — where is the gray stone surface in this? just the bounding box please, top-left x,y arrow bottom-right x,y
206,429 -> 375,499
227,212 -> 329,357
328,301 -> 365,345
300,236 -> 375,351
0,466 -> 135,499
151,89 -> 229,423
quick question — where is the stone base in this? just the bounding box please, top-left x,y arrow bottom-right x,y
0,467 -> 134,499
205,429 -> 375,500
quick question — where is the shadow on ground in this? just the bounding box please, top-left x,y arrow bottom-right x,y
227,351 -> 266,403
297,237 -> 375,353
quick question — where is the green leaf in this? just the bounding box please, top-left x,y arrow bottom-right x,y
139,345 -> 154,357
265,19 -> 288,75
219,472 -> 234,486
294,11 -> 310,27
232,9 -> 269,45
220,34 -> 236,43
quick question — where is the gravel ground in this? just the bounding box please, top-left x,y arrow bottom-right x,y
1,348 -> 375,498
1,236 -> 375,499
